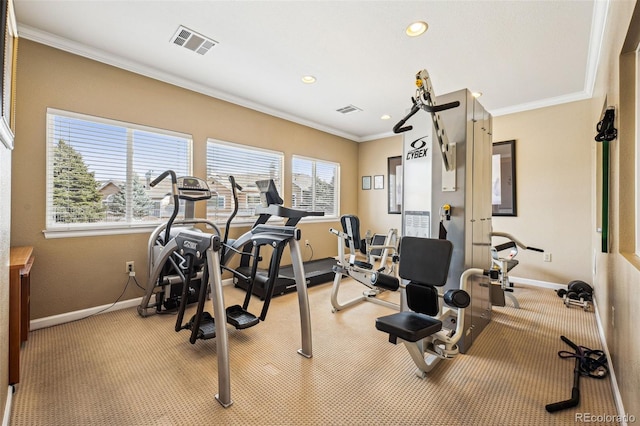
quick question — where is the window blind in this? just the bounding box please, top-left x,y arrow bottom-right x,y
46,108 -> 192,233
291,155 -> 339,218
206,139 -> 284,223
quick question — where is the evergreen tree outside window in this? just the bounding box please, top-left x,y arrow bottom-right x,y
46,109 -> 192,236
53,140 -> 105,223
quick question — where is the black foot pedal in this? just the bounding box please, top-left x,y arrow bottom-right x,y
188,312 -> 216,340
226,305 -> 259,329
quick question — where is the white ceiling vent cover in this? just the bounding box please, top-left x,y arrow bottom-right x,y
172,26 -> 217,55
336,105 -> 363,114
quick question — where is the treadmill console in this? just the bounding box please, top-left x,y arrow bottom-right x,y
177,176 -> 212,202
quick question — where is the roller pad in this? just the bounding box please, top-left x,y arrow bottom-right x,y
375,312 -> 442,343
443,289 -> 470,308
374,273 -> 399,291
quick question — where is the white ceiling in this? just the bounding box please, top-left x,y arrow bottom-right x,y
14,0 -> 606,142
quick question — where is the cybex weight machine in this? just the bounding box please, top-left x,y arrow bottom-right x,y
375,69 -> 495,377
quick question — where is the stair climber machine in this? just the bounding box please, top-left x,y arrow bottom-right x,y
137,171 -> 313,408
380,66 -> 495,371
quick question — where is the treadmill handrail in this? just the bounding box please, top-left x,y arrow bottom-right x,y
255,204 -> 325,219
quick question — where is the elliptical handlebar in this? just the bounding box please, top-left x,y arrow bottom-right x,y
150,170 -> 177,188
151,170 -> 179,245
222,175 -> 242,252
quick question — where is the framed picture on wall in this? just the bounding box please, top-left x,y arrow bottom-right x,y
387,156 -> 402,214
374,175 -> 384,190
362,176 -> 371,190
492,140 -> 517,216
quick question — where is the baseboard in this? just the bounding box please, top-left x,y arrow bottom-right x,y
2,386 -> 13,426
593,297 -> 628,425
30,278 -> 235,331
508,276 -> 565,290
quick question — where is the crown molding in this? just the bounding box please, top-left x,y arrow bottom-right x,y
17,24 -> 361,143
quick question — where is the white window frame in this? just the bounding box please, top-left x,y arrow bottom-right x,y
636,48 -> 640,257
291,154 -> 340,221
45,108 -> 192,238
206,139 -> 284,225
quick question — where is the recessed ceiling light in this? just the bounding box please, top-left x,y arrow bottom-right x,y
406,21 -> 428,37
381,114 -> 391,120
472,91 -> 483,98
301,75 -> 316,84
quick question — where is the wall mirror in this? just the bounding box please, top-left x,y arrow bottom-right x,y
492,140 -> 517,216
387,156 -> 402,214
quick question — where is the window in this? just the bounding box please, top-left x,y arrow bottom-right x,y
46,109 -> 192,237
291,155 -> 339,218
206,139 -> 284,224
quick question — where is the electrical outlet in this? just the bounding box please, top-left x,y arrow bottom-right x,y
126,261 -> 135,274
543,253 -> 552,262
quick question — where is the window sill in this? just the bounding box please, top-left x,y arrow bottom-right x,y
43,216 -> 339,239
621,252 -> 640,272
43,225 -> 157,239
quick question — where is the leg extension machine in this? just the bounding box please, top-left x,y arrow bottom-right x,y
329,215 -> 400,312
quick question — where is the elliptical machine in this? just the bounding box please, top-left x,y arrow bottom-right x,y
138,171 -> 219,315
137,171 -> 314,407
138,172 -> 283,340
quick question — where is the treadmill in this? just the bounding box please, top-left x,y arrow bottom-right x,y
234,179 -> 337,299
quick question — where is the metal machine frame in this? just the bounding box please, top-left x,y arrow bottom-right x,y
136,171 -> 313,408
329,216 -> 400,312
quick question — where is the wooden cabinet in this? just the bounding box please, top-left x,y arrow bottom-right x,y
9,246 -> 34,385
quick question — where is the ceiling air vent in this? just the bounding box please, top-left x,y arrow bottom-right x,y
336,105 -> 363,114
171,25 -> 217,55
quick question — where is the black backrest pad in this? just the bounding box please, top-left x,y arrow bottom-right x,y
406,283 -> 440,316
340,215 -> 362,251
398,237 -> 453,286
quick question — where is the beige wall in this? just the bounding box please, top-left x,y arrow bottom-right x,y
11,40 -> 358,318
360,101 -> 595,285
356,135 -> 402,234
491,100 -> 594,284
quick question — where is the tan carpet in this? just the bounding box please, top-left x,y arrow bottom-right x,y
11,280 -> 618,425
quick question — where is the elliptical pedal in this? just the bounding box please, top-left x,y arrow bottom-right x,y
226,305 -> 259,329
185,312 -> 217,340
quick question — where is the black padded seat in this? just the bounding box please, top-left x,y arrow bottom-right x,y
376,312 -> 442,343
375,237 -> 453,344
